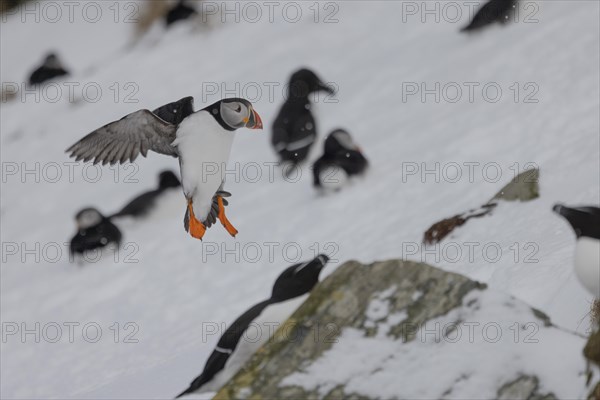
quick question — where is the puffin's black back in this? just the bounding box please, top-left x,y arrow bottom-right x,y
271,69 -> 334,164
461,0 -> 518,32
553,204 -> 600,239
152,97 -> 195,125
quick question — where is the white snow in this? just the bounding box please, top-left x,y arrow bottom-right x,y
1,1 -> 598,399
282,289 -> 588,399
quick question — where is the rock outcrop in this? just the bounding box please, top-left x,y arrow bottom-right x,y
423,168 -> 540,244
215,258 -> 587,399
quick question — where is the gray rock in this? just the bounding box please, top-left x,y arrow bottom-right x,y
214,259 -> 586,400
423,168 -> 540,244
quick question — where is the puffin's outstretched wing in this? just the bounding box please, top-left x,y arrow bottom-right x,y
66,110 -> 178,165
152,96 -> 195,126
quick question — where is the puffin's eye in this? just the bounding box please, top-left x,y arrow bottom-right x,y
235,104 -> 242,113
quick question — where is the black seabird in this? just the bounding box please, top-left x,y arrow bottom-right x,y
69,208 -> 122,260
461,0 -> 518,32
176,254 -> 330,397
165,0 -> 197,26
28,53 -> 69,86
111,170 -> 181,219
312,129 -> 368,189
271,68 -> 335,166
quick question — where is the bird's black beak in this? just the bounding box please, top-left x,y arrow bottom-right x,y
318,82 -> 336,95
316,254 -> 330,268
245,108 -> 263,130
553,204 -> 567,217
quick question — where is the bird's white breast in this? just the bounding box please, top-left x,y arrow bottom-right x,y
200,294 -> 309,393
173,111 -> 235,220
574,237 -> 600,298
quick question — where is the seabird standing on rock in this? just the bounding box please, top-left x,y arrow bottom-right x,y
66,96 -> 263,240
175,254 -> 330,397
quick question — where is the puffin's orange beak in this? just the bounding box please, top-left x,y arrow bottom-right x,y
246,108 -> 263,130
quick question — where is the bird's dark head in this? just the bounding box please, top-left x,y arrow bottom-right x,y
553,204 -> 600,239
288,68 -> 335,98
43,53 -> 62,68
271,254 -> 329,301
324,129 -> 359,155
158,170 -> 181,189
207,98 -> 263,131
75,208 -> 104,230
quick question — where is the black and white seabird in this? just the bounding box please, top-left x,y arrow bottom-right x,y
312,129 -> 368,190
553,204 -> 600,297
176,254 -> 330,398
28,53 -> 69,86
111,170 -> 181,219
271,68 -> 335,166
66,96 -> 263,240
460,0 -> 518,32
165,0 -> 197,26
69,208 -> 122,259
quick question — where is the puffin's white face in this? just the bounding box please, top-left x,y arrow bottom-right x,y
220,100 -> 263,130
77,209 -> 102,229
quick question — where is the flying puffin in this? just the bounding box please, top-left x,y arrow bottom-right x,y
312,129 -> 368,190
460,0 -> 518,32
271,68 -> 335,166
553,204 -> 600,297
69,208 -> 122,259
165,0 -> 197,26
28,53 -> 69,86
66,96 -> 263,240
176,254 -> 330,398
111,170 -> 181,219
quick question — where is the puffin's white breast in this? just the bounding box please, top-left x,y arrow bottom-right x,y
574,237 -> 600,298
200,294 -> 309,393
173,111 -> 235,220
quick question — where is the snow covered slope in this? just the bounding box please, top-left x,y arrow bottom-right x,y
1,1 -> 598,399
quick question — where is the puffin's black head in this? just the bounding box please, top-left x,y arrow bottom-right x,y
271,254 -> 329,301
205,98 -> 263,131
288,68 -> 335,98
553,204 -> 600,239
75,208 -> 104,230
324,129 -> 359,155
158,170 -> 181,189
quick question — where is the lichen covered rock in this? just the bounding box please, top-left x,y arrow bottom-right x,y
215,259 -> 586,400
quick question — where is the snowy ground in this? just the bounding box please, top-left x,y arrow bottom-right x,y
1,1 -> 599,399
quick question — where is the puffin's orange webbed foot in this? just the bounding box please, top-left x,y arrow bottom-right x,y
217,196 -> 238,237
187,201 -> 206,240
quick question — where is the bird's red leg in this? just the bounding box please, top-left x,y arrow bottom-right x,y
187,200 -> 206,240
217,196 -> 238,237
